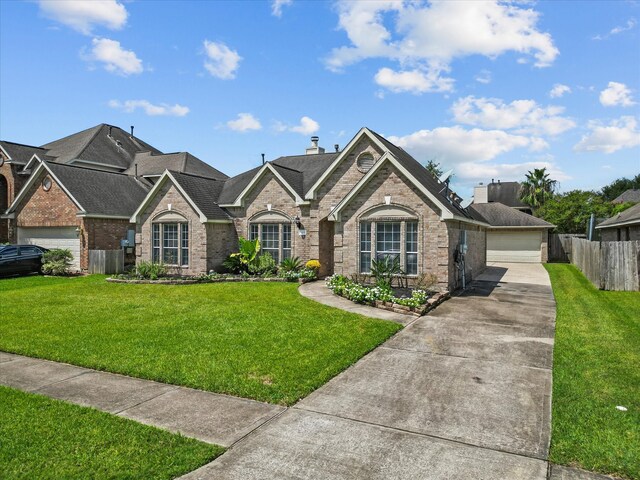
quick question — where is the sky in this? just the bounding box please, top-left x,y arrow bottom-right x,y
1,0 -> 639,201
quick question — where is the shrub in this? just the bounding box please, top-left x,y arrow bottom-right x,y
135,261 -> 168,280
230,237 -> 261,270
370,256 -> 402,290
279,256 -> 302,273
248,252 -> 277,276
222,254 -> 244,274
326,274 -> 429,308
305,259 -> 321,270
41,249 -> 73,276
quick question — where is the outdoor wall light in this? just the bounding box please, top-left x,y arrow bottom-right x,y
293,215 -> 302,228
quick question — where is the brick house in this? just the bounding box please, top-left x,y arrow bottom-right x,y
596,203 -> 640,241
132,128 -> 489,291
1,124 -> 226,270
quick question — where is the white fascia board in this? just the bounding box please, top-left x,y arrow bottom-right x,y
168,171 -> 212,223
305,127 -> 389,200
227,163 -> 307,207
129,170 -> 171,222
23,153 -> 45,172
69,159 -> 124,172
77,213 -> 132,220
204,219 -> 233,224
595,219 -> 640,229
0,144 -> 12,161
487,225 -> 554,230
7,161 -> 86,214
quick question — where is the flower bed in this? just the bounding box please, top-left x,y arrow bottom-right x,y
326,274 -> 449,316
107,272 -> 316,285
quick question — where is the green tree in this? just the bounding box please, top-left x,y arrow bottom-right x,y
600,174 -> 640,201
519,168 -> 557,211
425,159 -> 443,178
536,190 -> 633,234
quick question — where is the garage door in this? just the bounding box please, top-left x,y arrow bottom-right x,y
487,231 -> 542,263
17,227 -> 81,271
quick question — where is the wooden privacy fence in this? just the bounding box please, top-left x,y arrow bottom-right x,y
571,238 -> 640,291
88,249 -> 124,275
549,234 -> 585,262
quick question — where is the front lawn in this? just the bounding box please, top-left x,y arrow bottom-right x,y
0,275 -> 400,405
546,264 -> 639,479
0,386 -> 222,479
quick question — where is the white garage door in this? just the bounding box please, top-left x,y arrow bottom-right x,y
18,227 -> 81,271
487,231 -> 542,263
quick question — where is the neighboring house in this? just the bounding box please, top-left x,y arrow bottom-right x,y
132,128 -> 489,291
612,189 -> 640,204
469,202 -> 554,263
1,124 -> 226,270
473,180 -> 532,214
596,203 -> 640,241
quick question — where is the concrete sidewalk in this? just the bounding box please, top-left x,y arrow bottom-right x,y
183,264 -> 558,479
0,352 -> 284,447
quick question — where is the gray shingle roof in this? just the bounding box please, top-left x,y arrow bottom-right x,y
469,202 -> 554,228
0,141 -> 48,165
271,164 -> 304,198
597,202 -> 640,228
612,189 -> 640,204
168,171 -> 230,221
127,152 -> 228,180
41,124 -> 161,171
218,165 -> 263,204
486,181 -> 529,208
46,162 -> 150,217
272,153 -> 338,194
368,130 -> 474,219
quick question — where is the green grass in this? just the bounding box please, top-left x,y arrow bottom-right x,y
545,264 -> 640,479
0,385 -> 222,479
0,275 -> 401,405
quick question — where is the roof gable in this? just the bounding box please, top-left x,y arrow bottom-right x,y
469,203 -> 554,228
596,202 -> 640,229
0,141 -> 47,165
128,151 -> 228,180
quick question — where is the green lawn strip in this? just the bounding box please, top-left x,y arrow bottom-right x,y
0,385 -> 223,479
545,264 -> 639,479
0,275 -> 401,405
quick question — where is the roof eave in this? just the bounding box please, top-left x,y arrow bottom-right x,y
596,219 -> 640,229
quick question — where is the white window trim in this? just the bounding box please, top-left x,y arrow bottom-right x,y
152,221 -> 190,267
358,219 -> 419,276
249,222 -> 293,263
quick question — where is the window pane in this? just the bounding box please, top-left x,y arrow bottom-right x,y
249,224 -> 259,241
405,222 -> 418,275
180,223 -> 189,266
359,222 -> 371,273
163,224 -> 179,264
152,224 -> 160,263
282,224 -> 291,260
376,222 -> 400,254
261,224 -> 280,264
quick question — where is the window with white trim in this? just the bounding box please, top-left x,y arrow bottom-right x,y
152,222 -> 189,266
359,219 -> 418,274
249,223 -> 292,264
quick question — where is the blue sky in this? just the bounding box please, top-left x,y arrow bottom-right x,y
1,0 -> 639,201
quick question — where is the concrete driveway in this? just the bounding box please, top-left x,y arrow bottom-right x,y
184,263 -> 556,479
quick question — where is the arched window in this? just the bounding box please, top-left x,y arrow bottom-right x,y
249,211 -> 292,264
151,211 -> 189,266
358,205 -> 418,275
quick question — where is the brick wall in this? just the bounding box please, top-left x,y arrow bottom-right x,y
1,159 -> 36,242
447,221 -> 486,289
206,222 -> 237,272
601,225 -> 640,242
136,182 -> 210,275
82,218 -> 133,270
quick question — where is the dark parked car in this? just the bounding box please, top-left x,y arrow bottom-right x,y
0,244 -> 48,276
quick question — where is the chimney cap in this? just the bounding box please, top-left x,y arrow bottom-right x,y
311,136 -> 319,141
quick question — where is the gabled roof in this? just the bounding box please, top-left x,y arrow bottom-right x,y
612,189 -> 640,204
7,161 -> 149,218
596,203 -> 640,229
126,151 -> 228,180
131,170 -> 231,223
218,162 -> 308,207
0,141 -> 48,165
469,202 -> 554,228
271,152 -> 338,194
41,124 -> 162,171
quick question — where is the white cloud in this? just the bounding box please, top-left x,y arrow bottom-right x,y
574,116 -> 640,154
203,40 -> 242,79
274,116 -> 320,135
457,160 -> 569,184
374,67 -> 453,94
549,83 -> 571,98
474,70 -> 492,85
593,18 -> 636,40
108,100 -> 189,117
451,96 -> 576,136
271,0 -> 292,17
599,82 -> 636,107
326,1 -> 558,94
226,113 -> 262,132
85,38 -> 143,76
38,0 -> 127,35
387,126 -> 547,166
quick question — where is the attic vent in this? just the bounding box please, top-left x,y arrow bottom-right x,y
357,152 -> 375,173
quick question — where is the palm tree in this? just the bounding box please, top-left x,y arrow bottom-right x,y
519,168 -> 557,210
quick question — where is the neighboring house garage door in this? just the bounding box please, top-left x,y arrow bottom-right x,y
487,231 -> 542,263
17,227 -> 81,271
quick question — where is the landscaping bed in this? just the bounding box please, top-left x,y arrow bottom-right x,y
0,385 -> 222,479
545,264 -> 639,479
0,275 -> 400,405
